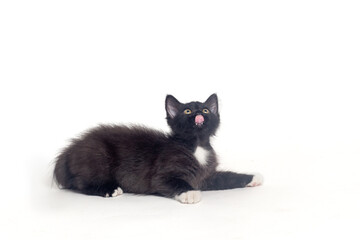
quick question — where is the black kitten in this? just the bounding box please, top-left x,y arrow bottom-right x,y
54,94 -> 263,204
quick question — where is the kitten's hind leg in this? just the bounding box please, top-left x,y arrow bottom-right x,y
105,187 -> 123,198
80,182 -> 123,198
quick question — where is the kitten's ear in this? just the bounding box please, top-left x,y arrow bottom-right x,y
205,93 -> 219,114
166,95 -> 182,119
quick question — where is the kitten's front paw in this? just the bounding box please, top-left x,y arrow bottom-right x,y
175,190 -> 201,204
105,187 -> 123,198
247,173 -> 264,187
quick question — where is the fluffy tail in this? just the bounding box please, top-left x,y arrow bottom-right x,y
53,153 -> 72,189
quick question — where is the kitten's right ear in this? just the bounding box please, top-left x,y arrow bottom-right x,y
166,95 -> 181,119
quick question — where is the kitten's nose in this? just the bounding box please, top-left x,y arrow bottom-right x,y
195,115 -> 204,125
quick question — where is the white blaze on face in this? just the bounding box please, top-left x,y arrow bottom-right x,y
194,146 -> 209,166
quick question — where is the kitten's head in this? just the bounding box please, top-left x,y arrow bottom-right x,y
165,94 -> 220,138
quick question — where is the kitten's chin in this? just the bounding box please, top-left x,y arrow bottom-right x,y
195,123 -> 204,127
194,123 -> 206,130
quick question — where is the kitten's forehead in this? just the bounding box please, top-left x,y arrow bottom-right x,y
183,101 -> 205,109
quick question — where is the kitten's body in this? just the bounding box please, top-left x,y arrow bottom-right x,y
54,94 -> 263,204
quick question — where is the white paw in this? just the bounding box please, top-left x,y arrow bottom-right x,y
105,187 -> 123,198
247,173 -> 264,187
111,187 -> 123,197
175,190 -> 201,204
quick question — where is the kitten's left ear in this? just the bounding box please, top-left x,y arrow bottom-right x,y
205,93 -> 219,114
166,95 -> 182,119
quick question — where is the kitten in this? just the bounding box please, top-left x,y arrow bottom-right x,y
54,94 -> 263,204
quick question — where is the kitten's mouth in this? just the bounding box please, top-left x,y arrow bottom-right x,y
195,115 -> 205,127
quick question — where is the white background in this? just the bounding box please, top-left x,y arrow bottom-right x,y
1,1 -> 360,239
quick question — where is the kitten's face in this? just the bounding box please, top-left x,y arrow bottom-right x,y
165,94 -> 220,138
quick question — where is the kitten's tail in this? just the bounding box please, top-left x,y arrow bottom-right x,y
53,152 -> 72,189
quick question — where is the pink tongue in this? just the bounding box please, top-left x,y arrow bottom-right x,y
195,115 -> 204,125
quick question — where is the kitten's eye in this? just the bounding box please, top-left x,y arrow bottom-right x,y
184,109 -> 192,114
202,108 -> 210,114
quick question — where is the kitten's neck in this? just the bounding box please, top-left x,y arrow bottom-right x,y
170,133 -> 212,150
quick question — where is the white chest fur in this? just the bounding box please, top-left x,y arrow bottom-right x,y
194,146 -> 209,166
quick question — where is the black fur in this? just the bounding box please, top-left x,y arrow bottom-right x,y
54,94 -> 256,199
